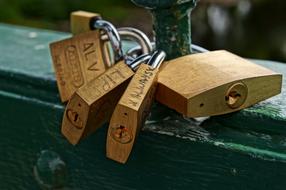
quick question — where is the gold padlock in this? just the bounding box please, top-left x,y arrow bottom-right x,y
62,54 -> 152,145
61,26 -> 153,145
106,50 -> 166,164
50,11 -> 123,102
156,50 -> 282,117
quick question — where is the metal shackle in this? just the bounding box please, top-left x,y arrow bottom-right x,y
146,50 -> 166,69
91,19 -> 124,62
117,27 -> 153,56
127,42 -> 155,57
128,54 -> 152,71
101,27 -> 153,65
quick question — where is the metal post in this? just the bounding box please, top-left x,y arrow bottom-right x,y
131,0 -> 197,60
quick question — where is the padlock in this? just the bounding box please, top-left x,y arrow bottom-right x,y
156,50 -> 282,117
106,50 -> 166,164
61,31 -> 153,145
50,14 -> 123,102
62,54 -> 151,145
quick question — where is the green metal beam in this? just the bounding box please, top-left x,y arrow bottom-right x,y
0,23 -> 286,189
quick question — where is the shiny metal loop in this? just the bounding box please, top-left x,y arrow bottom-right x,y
191,44 -> 208,53
117,27 -> 152,55
127,42 -> 155,57
147,50 -> 166,69
101,27 -> 153,65
92,19 -> 123,62
128,54 -> 152,71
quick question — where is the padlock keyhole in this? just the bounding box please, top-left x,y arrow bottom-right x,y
225,82 -> 248,109
74,113 -> 79,122
118,125 -> 127,138
66,109 -> 83,129
225,91 -> 241,106
111,124 -> 132,144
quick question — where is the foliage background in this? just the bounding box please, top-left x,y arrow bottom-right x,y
0,0 -> 285,62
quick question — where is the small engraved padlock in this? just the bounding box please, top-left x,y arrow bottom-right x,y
106,50 -> 166,164
50,14 -> 123,102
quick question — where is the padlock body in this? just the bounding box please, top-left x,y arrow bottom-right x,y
107,64 -> 159,163
50,31 -> 108,102
62,61 -> 134,145
156,50 -> 282,117
71,11 -> 101,35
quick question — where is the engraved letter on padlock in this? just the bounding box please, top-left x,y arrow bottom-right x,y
50,14 -> 122,102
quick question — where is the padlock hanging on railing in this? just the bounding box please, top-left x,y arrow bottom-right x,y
50,12 -> 123,102
106,50 -> 166,164
124,45 -> 282,118
50,11 -> 152,102
61,29 -> 154,145
156,50 -> 282,117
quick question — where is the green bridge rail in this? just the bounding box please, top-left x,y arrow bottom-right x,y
0,23 -> 286,189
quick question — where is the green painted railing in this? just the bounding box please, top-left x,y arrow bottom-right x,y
0,23 -> 286,189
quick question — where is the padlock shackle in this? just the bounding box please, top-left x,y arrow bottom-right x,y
127,54 -> 151,71
117,27 -> 152,55
92,19 -> 124,62
147,50 -> 166,69
101,27 -> 153,66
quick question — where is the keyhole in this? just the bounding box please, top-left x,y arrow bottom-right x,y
66,109 -> 83,129
118,125 -> 126,138
225,91 -> 241,106
225,82 -> 248,109
111,124 -> 132,144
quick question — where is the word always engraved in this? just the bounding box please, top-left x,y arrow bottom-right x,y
61,61 -> 134,145
106,64 -> 159,163
50,30 -> 107,102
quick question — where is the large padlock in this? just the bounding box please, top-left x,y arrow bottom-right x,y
61,30 -> 153,145
156,50 -> 282,117
106,50 -> 166,164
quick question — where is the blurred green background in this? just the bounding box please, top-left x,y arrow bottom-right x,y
0,0 -> 285,62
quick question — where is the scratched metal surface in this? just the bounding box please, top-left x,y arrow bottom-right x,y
0,23 -> 286,189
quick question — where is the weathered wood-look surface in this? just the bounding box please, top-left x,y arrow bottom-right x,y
0,23 -> 286,189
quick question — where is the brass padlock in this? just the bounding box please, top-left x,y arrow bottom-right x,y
156,50 -> 282,117
62,54 -> 151,145
106,50 -> 166,164
61,30 -> 153,145
50,12 -> 123,102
